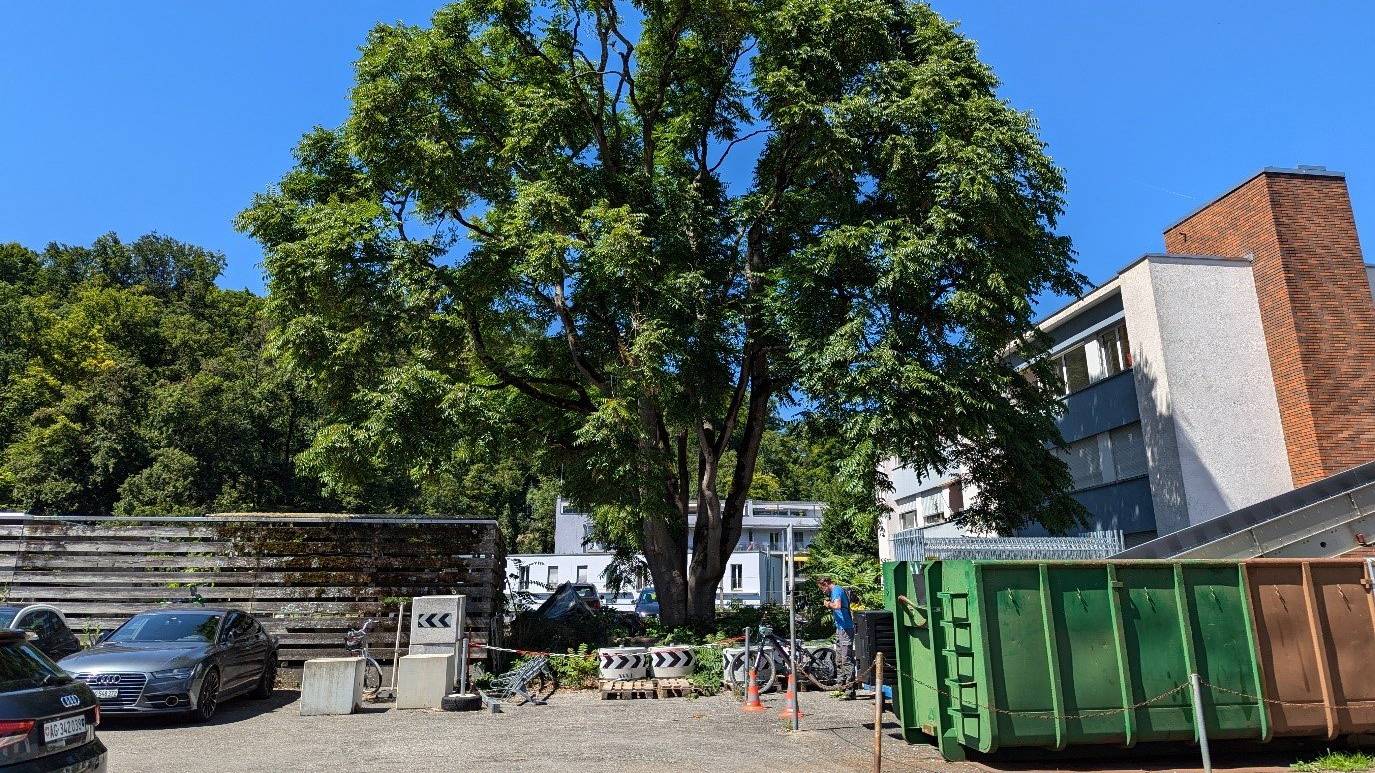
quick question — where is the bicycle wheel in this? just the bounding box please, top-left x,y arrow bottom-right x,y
363,657 -> 383,694
752,649 -> 780,694
802,647 -> 844,691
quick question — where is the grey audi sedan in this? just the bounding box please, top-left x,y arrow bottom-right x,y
59,608 -> 277,722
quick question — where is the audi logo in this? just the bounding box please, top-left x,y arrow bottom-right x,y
60,694 -> 80,708
89,674 -> 121,686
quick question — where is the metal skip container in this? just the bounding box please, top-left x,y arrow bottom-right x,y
1244,559 -> 1375,738
883,559 -> 1269,762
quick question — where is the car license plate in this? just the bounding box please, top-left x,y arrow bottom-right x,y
92,688 -> 118,699
43,715 -> 86,743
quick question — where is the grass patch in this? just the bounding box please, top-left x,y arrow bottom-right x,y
1293,750 -> 1375,772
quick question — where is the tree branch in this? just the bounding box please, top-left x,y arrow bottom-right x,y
462,307 -> 594,413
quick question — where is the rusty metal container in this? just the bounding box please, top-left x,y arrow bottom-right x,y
1245,558 -> 1375,739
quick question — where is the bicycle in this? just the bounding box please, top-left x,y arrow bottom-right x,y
344,618 -> 384,697
726,624 -> 844,694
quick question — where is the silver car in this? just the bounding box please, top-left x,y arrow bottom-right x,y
60,607 -> 278,722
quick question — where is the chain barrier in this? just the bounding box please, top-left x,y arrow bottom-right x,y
1200,679 -> 1375,709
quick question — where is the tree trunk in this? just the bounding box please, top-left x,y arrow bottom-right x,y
641,478 -> 691,628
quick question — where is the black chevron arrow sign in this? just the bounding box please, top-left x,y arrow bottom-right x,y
416,612 -> 453,629
651,650 -> 694,668
599,652 -> 647,669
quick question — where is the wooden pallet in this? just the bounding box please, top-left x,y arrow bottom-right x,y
599,677 -> 701,700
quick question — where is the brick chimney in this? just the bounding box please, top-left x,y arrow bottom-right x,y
1163,168 -> 1375,486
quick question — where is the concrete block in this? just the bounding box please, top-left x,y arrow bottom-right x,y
300,657 -> 364,716
397,653 -> 455,710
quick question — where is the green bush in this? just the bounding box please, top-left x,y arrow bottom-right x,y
549,644 -> 601,688
689,644 -> 723,694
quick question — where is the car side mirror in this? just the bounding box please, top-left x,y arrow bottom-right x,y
95,631 -> 111,644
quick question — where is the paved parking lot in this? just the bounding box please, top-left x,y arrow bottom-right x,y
98,688 -> 1305,773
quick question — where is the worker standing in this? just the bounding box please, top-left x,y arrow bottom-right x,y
816,576 -> 856,699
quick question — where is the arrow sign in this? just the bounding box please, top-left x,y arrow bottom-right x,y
417,612 -> 453,629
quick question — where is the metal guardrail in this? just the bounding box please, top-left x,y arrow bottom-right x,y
1118,458 -> 1375,559
892,528 -> 1124,563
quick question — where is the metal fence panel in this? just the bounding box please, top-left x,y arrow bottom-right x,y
891,528 -> 1124,563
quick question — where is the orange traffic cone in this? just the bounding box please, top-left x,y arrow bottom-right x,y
741,665 -> 766,712
777,672 -> 803,721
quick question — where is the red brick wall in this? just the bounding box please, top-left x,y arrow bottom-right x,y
1163,170 -> 1375,486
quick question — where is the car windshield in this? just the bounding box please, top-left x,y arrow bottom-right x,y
107,612 -> 223,644
0,640 -> 66,692
640,590 -> 656,602
574,587 -> 596,598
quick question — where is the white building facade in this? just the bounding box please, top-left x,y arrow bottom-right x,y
553,498 -> 823,556
507,550 -> 785,611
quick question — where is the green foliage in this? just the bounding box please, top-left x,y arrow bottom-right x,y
1294,751 -> 1375,772
689,644 -> 723,694
806,550 -> 883,610
0,234 -> 332,515
548,645 -> 600,689
242,0 -> 1086,623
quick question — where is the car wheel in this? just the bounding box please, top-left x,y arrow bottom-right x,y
191,668 -> 220,722
250,658 -> 276,699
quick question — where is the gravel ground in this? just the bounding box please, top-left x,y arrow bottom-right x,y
97,688 -> 1309,773
98,688 -> 954,773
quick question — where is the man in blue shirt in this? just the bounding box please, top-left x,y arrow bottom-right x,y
817,576 -> 856,699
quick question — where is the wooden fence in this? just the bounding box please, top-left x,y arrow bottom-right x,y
0,513 -> 505,675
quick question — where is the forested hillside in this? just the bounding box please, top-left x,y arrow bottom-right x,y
0,233 -> 875,557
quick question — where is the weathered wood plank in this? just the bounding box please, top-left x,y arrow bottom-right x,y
7,569 -> 501,586
5,554 -> 500,571
1,584 -> 496,601
18,599 -> 497,616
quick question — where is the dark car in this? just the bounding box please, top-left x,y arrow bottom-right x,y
570,583 -> 602,610
634,588 -> 659,617
0,606 -> 82,663
0,629 -> 106,772
59,608 -> 277,722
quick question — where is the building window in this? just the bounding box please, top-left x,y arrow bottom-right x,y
547,566 -> 560,587
899,509 -> 918,530
1057,421 -> 1148,493
1110,423 -> 1148,480
1059,345 -> 1091,393
917,489 -> 945,526
769,531 -> 780,551
730,564 -> 743,590
1046,322 -> 1133,396
1098,323 -> 1132,376
518,566 -> 530,590
1059,435 -> 1105,490
576,565 -> 588,584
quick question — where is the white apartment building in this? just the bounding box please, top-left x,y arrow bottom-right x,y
507,550 -> 785,611
552,498 -> 824,556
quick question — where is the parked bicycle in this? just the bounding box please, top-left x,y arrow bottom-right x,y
726,625 -> 843,693
344,618 -> 384,696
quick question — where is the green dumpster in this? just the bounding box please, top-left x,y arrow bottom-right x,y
883,560 -> 1269,761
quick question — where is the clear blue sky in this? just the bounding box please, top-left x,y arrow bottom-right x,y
4,2 -> 1373,312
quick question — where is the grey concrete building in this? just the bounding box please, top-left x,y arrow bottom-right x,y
879,167 -> 1375,557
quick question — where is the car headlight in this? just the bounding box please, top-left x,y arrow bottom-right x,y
150,666 -> 198,681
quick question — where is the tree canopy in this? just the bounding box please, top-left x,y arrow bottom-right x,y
240,0 -> 1085,626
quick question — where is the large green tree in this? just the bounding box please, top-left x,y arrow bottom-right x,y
240,0 -> 1084,626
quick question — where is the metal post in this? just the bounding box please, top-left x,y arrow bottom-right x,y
742,626 -> 751,696
787,523 -> 798,731
1190,673 -> 1212,773
459,635 -> 470,695
390,601 -> 406,691
873,652 -> 884,773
